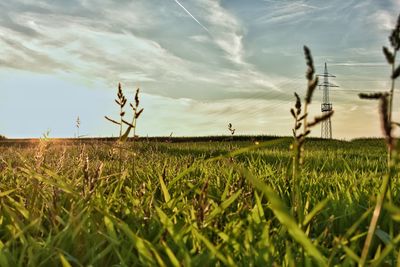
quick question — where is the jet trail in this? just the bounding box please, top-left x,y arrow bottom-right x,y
174,0 -> 210,34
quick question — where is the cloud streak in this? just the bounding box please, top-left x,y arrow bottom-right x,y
173,0 -> 210,34
328,62 -> 387,67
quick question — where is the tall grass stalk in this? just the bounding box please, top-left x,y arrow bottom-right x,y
76,116 -> 80,139
105,83 -> 127,172
287,46 -> 333,265
358,13 -> 400,265
105,83 -> 144,173
384,14 -> 400,162
290,46 -> 331,222
126,88 -> 144,175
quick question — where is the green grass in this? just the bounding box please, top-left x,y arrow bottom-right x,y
0,137 -> 397,266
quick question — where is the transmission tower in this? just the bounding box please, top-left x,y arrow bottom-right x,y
317,63 -> 338,139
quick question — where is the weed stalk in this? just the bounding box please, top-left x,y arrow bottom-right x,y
290,46 -> 328,223
126,88 -> 144,175
359,13 -> 400,265
105,83 -> 128,172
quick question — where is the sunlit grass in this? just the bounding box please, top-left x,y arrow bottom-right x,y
0,138 -> 396,266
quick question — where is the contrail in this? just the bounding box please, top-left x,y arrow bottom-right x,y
174,0 -> 210,34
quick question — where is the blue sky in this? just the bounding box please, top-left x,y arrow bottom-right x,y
0,0 -> 399,139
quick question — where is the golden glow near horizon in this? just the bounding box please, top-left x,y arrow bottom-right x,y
0,0 -> 399,139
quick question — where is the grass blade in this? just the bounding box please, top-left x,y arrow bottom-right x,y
59,253 -> 73,267
302,198 -> 329,228
241,167 -> 327,265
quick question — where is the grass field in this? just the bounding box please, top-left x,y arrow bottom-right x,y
0,137 -> 396,266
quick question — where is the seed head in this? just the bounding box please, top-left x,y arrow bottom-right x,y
389,13 -> 400,51
383,46 -> 395,64
306,77 -> 318,104
392,65 -> 400,80
379,93 -> 392,146
117,83 -> 123,99
294,92 -> 301,114
304,46 -> 315,80
303,46 -> 317,104
290,108 -> 296,118
135,88 -> 140,107
121,97 -> 127,108
135,108 -> 144,119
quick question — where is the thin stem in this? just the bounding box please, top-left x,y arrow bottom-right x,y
303,104 -> 308,134
291,113 -> 299,216
360,49 -> 397,265
360,164 -> 393,266
387,51 -> 397,265
296,103 -> 308,223
291,103 -> 307,224
388,50 -> 397,163
119,105 -> 123,138
119,99 -> 123,173
132,117 -> 137,176
388,62 -> 396,263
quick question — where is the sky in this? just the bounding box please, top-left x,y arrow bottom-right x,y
0,0 -> 399,139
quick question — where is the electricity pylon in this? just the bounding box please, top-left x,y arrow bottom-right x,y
317,63 -> 338,139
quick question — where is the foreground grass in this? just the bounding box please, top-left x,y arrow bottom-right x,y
0,138 -> 397,266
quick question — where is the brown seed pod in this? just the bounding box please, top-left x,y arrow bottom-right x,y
392,65 -> 400,80
135,108 -> 144,119
383,46 -> 394,64
303,46 -> 314,80
135,88 -> 140,107
389,14 -> 400,50
379,93 -> 392,145
306,77 -> 318,104
294,92 -> 301,113
290,108 -> 296,118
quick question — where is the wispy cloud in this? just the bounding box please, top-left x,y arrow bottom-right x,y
0,35 -> 69,72
328,62 -> 386,67
256,0 -> 319,25
0,0 -> 286,99
189,34 -> 210,43
372,10 -> 397,30
194,0 -> 245,65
